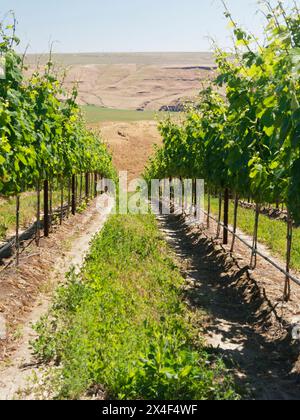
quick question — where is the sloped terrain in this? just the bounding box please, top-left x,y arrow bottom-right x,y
25,52 -> 215,110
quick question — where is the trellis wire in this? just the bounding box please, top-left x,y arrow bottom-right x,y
197,207 -> 300,288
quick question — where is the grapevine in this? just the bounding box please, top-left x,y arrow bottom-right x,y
145,1 -> 300,300
0,19 -> 114,197
0,17 -> 115,262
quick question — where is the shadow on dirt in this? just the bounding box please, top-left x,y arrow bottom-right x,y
158,214 -> 300,400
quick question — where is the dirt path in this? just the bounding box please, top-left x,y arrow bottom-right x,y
0,202 -> 111,400
158,214 -> 300,400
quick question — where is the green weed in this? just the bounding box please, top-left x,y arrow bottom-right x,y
82,105 -> 163,123
32,214 -> 239,400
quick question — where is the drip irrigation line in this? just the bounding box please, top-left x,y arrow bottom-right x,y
199,207 -> 300,288
168,200 -> 300,288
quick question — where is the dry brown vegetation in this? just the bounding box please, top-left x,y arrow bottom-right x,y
90,121 -> 162,181
25,52 -> 215,110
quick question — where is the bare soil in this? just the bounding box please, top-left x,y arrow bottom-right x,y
0,119 -> 159,399
0,200 -> 110,400
25,53 -> 215,110
1,115 -> 300,399
92,120 -> 162,181
158,213 -> 300,400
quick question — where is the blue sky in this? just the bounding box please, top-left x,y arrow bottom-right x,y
0,0 -> 274,53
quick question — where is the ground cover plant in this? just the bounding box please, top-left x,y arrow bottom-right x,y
32,214 -> 239,400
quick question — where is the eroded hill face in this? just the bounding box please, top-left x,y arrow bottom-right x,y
25,52 -> 215,110
90,120 -> 162,181
25,53 -> 215,180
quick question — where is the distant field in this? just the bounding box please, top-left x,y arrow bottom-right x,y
82,105 -> 162,123
25,52 -> 215,67
25,52 -> 215,111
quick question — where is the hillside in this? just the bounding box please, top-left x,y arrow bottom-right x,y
25,52 -> 216,110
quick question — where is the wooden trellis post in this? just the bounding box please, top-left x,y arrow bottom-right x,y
159,180 -> 162,215
60,176 -> 64,225
223,188 -> 229,245
44,180 -> 49,238
250,203 -> 260,269
36,180 -> 41,246
72,175 -> 76,215
170,177 -> 174,214
85,172 -> 89,199
180,176 -> 184,214
194,179 -> 197,216
94,173 -> 98,197
207,186 -> 211,229
67,178 -> 71,218
15,195 -> 20,266
79,173 -> 83,203
49,178 -> 53,232
216,192 -> 222,239
230,194 -> 239,253
284,212 -> 293,302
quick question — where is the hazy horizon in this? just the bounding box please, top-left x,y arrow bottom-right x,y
24,51 -> 216,67
0,0 -> 269,54
25,51 -> 214,54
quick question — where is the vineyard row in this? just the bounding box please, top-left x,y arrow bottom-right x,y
145,2 -> 300,301
0,172 -> 105,269
0,18 -> 115,266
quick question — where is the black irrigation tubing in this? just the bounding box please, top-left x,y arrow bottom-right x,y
0,235 -> 41,274
0,202 -> 70,271
156,196 -> 300,288
0,173 -> 101,271
198,207 -> 300,288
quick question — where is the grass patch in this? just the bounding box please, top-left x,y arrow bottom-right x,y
209,197 -> 300,271
82,105 -> 161,123
0,193 -> 39,240
0,177 -> 88,241
0,191 -> 64,241
32,214 -> 239,400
